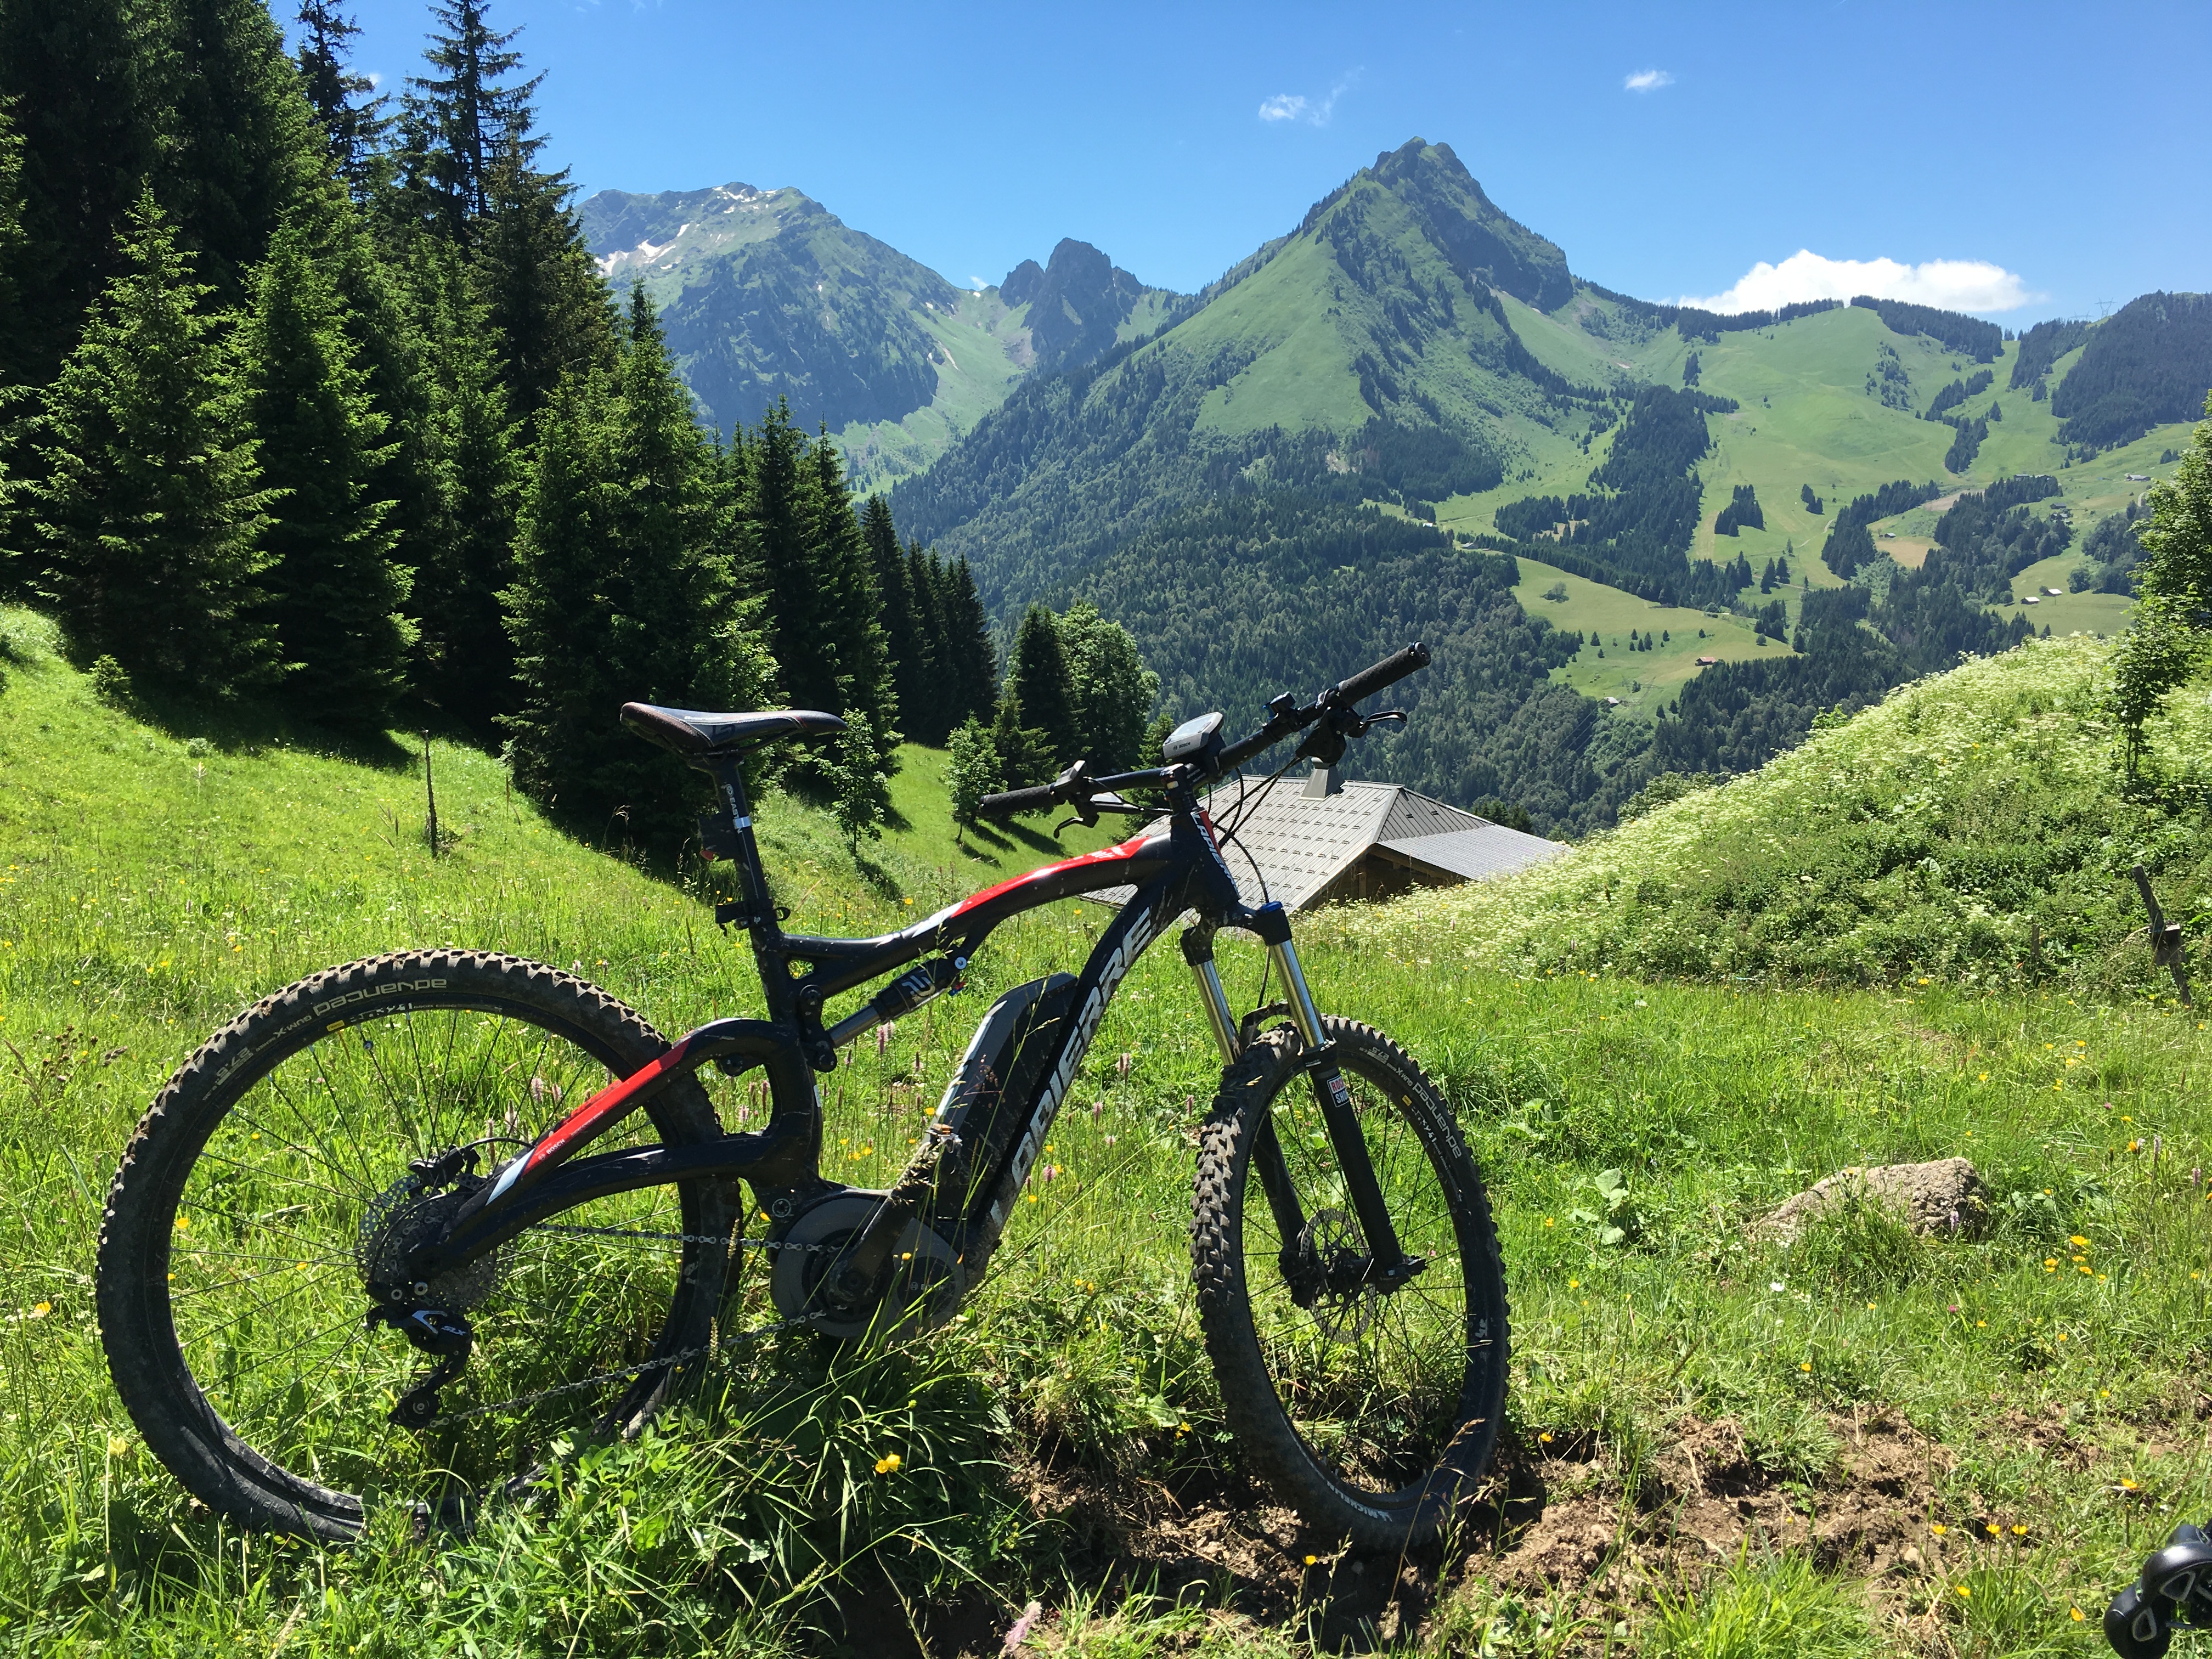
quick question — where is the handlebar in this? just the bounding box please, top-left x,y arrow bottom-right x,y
1328,642 -> 1432,710
974,641 -> 1430,822
974,781 -> 1060,820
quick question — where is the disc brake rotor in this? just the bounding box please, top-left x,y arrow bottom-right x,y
1296,1207 -> 1378,1346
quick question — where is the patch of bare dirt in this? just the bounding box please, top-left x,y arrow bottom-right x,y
967,1412 -> 1968,1655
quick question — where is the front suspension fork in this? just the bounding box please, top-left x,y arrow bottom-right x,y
1184,910 -> 1407,1273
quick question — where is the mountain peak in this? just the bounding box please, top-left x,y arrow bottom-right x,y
1304,138 -> 1573,313
1000,238 -> 1174,370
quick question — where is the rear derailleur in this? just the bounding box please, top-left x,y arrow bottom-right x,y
358,1146 -> 495,1427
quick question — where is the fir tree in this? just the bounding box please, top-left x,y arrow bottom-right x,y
294,0 -> 389,195
861,494 -> 922,727
0,0 -> 163,383
1005,603 -> 1078,764
241,221 -> 412,732
0,100 -> 28,388
900,540 -> 950,742
989,689 -> 1054,792
940,554 -> 997,730
411,242 -> 521,735
748,399 -> 842,712
473,143 -> 615,424
805,431 -> 898,764
323,215 -> 443,670
153,0 -> 324,305
31,192 -> 278,700
399,0 -> 543,236
504,291 -> 775,850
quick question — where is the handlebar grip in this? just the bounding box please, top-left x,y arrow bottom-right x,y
1328,642 -> 1431,708
977,783 -> 1059,821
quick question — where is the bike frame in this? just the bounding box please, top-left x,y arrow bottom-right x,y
396,753 -> 1409,1300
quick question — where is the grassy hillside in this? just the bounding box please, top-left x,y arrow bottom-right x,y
1444,306 -> 2199,591
1362,633 -> 2212,993
10,616 -> 2212,1653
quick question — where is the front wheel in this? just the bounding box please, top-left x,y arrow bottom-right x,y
1191,1018 -> 1509,1551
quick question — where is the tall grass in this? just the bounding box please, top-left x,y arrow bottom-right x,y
4,611 -> 2211,1652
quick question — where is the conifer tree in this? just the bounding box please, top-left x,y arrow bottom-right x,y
1006,603 -> 1078,765
399,0 -> 543,236
901,541 -> 950,742
395,0 -> 610,424
805,434 -> 898,764
294,0 -> 390,195
473,144 -> 616,424
861,493 -> 922,726
153,0 -> 324,305
241,221 -> 413,733
411,242 -> 521,735
31,193 -> 278,701
505,291 -> 775,850
0,101 -> 29,388
0,0 -> 163,382
989,690 -> 1054,792
939,554 -> 997,730
748,400 -> 841,710
323,214 -> 443,659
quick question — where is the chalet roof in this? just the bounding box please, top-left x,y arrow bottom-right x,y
1091,770 -> 1566,912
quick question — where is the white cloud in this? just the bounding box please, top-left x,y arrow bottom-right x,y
1624,69 -> 1673,92
1675,249 -> 2036,314
1257,71 -> 1358,127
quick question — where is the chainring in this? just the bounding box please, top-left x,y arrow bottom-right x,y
768,1190 -> 966,1341
356,1172 -> 505,1312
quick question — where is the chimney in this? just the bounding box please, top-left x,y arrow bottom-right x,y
1302,765 -> 1342,798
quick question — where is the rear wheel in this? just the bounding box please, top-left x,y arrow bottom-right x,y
97,950 -> 735,1538
1191,1018 -> 1508,1551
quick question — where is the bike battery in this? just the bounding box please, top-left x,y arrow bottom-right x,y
928,972 -> 1078,1222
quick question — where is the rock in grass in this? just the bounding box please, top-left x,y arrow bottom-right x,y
1759,1158 -> 1985,1240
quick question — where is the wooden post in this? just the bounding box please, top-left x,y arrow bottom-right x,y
2132,863 -> 2192,1007
422,730 -> 439,858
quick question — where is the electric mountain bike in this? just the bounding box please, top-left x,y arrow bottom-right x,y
96,643 -> 1510,1551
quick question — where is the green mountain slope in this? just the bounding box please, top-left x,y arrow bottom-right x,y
580,184 -> 1176,490
883,137 -> 2205,832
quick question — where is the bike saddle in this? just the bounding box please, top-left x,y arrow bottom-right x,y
619,703 -> 846,760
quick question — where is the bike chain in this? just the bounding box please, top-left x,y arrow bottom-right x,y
420,1229 -> 839,1427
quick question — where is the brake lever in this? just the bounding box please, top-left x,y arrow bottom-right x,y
1356,709 -> 1408,734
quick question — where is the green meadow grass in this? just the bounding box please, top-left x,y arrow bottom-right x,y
1510,555 -> 1770,715
6,612 -> 2212,1654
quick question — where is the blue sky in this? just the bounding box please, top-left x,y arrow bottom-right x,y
326,0 -> 2208,321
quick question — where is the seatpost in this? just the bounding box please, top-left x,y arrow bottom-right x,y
698,760 -> 775,940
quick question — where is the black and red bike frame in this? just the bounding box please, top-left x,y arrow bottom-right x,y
390,746 -> 1410,1309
